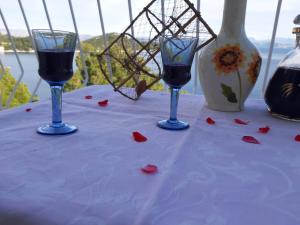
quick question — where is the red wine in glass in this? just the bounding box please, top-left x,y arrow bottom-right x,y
37,50 -> 74,83
265,66 -> 300,120
157,36 -> 198,130
32,29 -> 77,135
163,63 -> 191,88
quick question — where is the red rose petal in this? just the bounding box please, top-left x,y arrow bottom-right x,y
141,164 -> 158,174
234,118 -> 249,125
25,108 -> 32,112
98,99 -> 108,107
85,95 -> 93,99
259,126 -> 270,134
295,135 -> 300,142
206,117 -> 215,125
132,131 -> 147,142
242,136 -> 260,144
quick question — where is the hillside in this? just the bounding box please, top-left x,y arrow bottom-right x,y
0,33 -> 32,51
0,32 -> 123,52
82,33 -> 133,51
0,31 -> 295,53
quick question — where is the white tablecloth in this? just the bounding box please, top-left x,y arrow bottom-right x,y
1,85 -> 300,225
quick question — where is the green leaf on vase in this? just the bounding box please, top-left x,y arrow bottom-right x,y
221,83 -> 238,103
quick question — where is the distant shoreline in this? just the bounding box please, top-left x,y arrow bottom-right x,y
1,50 -> 81,54
1,50 -> 35,53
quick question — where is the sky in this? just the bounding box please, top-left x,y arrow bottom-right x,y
0,0 -> 299,40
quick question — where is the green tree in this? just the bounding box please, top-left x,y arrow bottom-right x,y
65,41 -> 164,93
64,42 -> 109,92
0,68 -> 32,108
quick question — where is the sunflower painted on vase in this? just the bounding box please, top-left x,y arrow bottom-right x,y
247,53 -> 262,84
213,44 -> 245,75
198,0 -> 262,111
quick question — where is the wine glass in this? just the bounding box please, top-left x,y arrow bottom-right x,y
32,29 -> 78,135
158,36 -> 198,130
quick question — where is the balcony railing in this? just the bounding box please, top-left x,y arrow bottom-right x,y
0,0 -> 283,110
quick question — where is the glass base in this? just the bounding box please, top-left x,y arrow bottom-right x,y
157,119 -> 189,130
37,123 -> 77,135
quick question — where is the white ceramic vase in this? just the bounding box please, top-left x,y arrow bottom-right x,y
198,0 -> 262,111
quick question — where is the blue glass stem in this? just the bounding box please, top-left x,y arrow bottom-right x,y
50,85 -> 63,127
170,88 -> 180,121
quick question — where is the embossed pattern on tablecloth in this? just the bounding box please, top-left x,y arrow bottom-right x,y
0,85 -> 300,225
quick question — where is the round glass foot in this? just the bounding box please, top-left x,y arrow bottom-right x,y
37,123 -> 77,135
157,119 -> 189,130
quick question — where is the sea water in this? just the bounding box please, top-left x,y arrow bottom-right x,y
0,49 -> 288,100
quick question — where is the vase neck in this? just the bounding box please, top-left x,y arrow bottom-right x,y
219,0 -> 247,37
